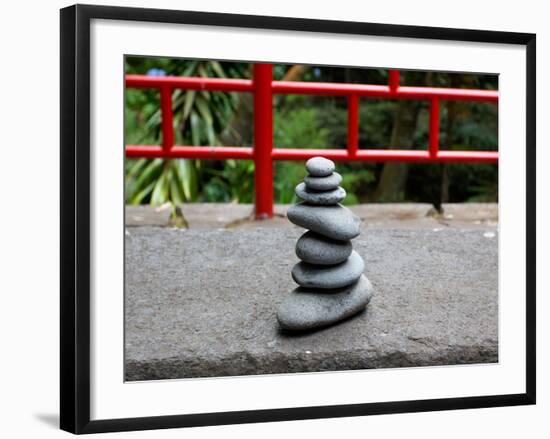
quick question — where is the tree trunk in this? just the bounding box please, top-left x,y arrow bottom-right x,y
440,100 -> 456,205
220,94 -> 254,146
282,65 -> 309,82
440,75 -> 461,205
374,100 -> 421,201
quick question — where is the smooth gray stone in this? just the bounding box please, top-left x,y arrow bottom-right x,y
287,203 -> 361,240
277,275 -> 373,331
296,231 -> 352,265
295,182 -> 346,205
305,157 -> 335,177
292,251 -> 364,289
304,172 -> 342,191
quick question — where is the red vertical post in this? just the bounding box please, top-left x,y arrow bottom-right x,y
347,95 -> 359,157
160,86 -> 174,153
253,64 -> 274,219
389,69 -> 400,93
429,97 -> 440,158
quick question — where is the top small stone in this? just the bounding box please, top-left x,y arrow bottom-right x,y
305,157 -> 335,177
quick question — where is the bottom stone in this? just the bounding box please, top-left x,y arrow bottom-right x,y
277,275 -> 373,331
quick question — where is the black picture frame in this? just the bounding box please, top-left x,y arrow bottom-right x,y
60,4 -> 536,434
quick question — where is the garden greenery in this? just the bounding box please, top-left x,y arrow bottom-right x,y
125,58 -> 498,208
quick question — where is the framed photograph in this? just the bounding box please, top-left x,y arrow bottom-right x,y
60,4 -> 536,434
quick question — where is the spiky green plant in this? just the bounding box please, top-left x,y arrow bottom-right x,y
125,59 -> 247,206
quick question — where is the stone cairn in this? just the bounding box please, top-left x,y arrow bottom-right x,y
277,157 -> 373,331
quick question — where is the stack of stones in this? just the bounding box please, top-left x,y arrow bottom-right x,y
277,157 -> 373,331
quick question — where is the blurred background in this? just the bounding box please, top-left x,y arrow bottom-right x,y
125,57 -> 498,211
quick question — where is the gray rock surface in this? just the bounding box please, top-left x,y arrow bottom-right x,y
125,227 -> 498,380
305,157 -> 335,177
125,203 -> 498,230
291,251 -> 365,289
287,203 -> 361,241
277,275 -> 373,330
295,182 -> 346,205
296,231 -> 352,265
125,204 -> 172,227
179,203 -> 253,229
304,172 -> 342,191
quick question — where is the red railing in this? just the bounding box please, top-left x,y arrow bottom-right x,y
126,64 -> 498,218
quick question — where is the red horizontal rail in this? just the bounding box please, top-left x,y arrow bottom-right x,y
126,145 -> 498,163
273,82 -> 498,101
126,145 -> 254,159
398,86 -> 498,102
126,74 -> 498,102
125,66 -> 498,218
436,150 -> 499,163
281,149 -> 497,163
125,75 -> 254,92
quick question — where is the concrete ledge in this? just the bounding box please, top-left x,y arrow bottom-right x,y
125,203 -> 173,227
125,202 -> 498,229
125,227 -> 498,381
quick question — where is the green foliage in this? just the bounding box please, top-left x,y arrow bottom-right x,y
274,107 -> 331,148
125,59 -> 499,207
274,162 -> 304,204
274,106 -> 330,203
125,158 -> 198,205
125,58 -> 246,206
272,104 -> 378,205
340,169 -> 376,205
407,100 -> 498,203
201,160 -> 255,203
448,161 -> 498,203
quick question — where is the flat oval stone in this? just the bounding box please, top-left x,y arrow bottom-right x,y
295,182 -> 346,205
304,172 -> 342,191
292,250 -> 364,289
287,203 -> 361,241
296,231 -> 352,265
305,157 -> 335,177
277,275 -> 373,331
